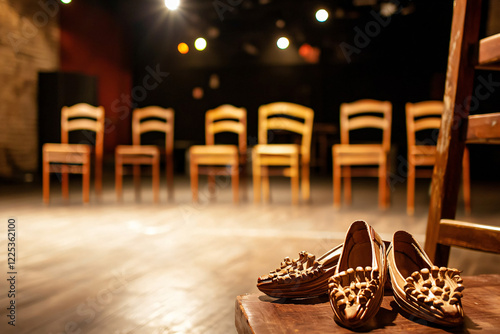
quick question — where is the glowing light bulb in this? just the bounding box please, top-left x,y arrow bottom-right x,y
165,0 -> 180,10
61,0 -> 72,4
178,42 -> 189,54
316,9 -> 329,22
194,38 -> 207,51
277,37 -> 289,50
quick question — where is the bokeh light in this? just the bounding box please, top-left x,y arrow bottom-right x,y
315,9 -> 329,22
178,42 -> 189,54
194,38 -> 207,51
277,37 -> 289,50
165,0 -> 180,10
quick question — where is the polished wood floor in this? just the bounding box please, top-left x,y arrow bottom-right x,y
1,173 -> 499,333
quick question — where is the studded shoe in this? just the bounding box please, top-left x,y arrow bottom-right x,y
387,230 -> 465,326
257,243 -> 343,298
328,220 -> 387,328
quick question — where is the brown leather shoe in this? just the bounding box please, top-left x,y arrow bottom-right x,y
257,243 -> 342,298
387,231 -> 465,326
328,220 -> 387,328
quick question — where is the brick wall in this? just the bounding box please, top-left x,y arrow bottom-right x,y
0,0 -> 59,179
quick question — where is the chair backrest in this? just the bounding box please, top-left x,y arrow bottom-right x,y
258,102 -> 314,161
340,99 -> 392,152
406,101 -> 443,149
424,0 -> 500,267
61,103 -> 105,156
132,106 -> 175,155
205,104 -> 247,154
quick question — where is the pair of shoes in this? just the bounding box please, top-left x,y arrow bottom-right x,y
387,230 -> 465,326
256,221 -> 465,328
329,224 -> 465,328
328,220 -> 386,328
257,243 -> 343,298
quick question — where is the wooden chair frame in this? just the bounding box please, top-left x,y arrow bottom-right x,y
252,102 -> 314,205
424,0 -> 500,266
332,99 -> 392,209
189,105 -> 247,203
42,103 -> 104,204
115,106 -> 174,203
406,101 -> 471,215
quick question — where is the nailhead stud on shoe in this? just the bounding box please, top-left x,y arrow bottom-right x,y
387,230 -> 465,326
328,220 -> 386,328
257,243 -> 343,298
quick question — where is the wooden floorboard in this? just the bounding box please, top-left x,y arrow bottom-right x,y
0,175 -> 499,333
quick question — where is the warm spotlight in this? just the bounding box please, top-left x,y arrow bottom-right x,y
277,37 -> 289,50
194,38 -> 207,51
178,42 -> 189,54
61,0 -> 72,4
165,0 -> 180,10
315,9 -> 329,22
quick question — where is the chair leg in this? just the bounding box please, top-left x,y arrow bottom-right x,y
62,165 -> 69,200
95,155 -> 102,199
301,162 -> 310,202
240,156 -> 247,201
333,160 -> 341,208
344,166 -> 352,205
166,155 -> 174,201
253,151 -> 261,203
462,147 -> 471,215
379,160 -> 388,210
83,161 -> 90,203
190,158 -> 199,203
208,171 -> 216,200
232,162 -> 239,204
153,155 -> 160,203
133,165 -> 141,202
262,166 -> 270,202
407,159 -> 415,215
291,160 -> 299,205
115,157 -> 123,202
43,159 -> 50,204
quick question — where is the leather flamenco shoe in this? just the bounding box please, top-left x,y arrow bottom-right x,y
328,220 -> 387,329
387,231 -> 465,326
257,243 -> 343,298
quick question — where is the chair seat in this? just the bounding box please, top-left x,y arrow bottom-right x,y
116,145 -> 160,156
409,145 -> 437,166
333,144 -> 387,165
253,144 -> 300,155
190,145 -> 239,165
43,143 -> 91,164
190,144 -> 238,155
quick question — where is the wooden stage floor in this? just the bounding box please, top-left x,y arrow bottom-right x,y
1,174 -> 499,333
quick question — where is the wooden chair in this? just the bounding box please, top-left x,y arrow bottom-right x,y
115,106 -> 174,203
42,103 -> 104,204
332,99 -> 392,209
189,105 -> 246,203
406,101 -> 471,215
252,102 -> 314,205
424,0 -> 500,266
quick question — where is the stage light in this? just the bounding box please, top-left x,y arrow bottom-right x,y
178,42 -> 189,54
165,0 -> 180,10
194,38 -> 207,51
277,37 -> 289,50
316,9 -> 329,22
61,0 -> 72,4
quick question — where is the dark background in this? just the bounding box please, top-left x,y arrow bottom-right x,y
57,0 -> 500,179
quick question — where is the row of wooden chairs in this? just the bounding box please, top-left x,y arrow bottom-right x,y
332,99 -> 471,215
42,102 -> 314,205
43,100 -> 468,213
